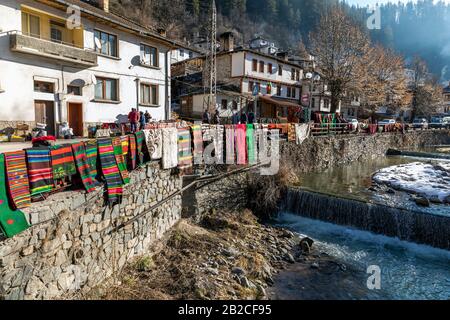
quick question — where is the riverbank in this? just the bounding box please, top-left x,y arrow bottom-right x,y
81,209 -> 341,300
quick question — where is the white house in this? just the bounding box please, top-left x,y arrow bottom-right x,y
180,33 -> 303,121
0,0 -> 179,137
249,36 -> 278,56
170,45 -> 201,64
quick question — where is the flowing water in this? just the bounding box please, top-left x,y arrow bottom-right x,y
272,213 -> 450,300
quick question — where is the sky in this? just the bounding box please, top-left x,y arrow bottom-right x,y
344,0 -> 450,6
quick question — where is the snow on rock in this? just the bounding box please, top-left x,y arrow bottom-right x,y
373,162 -> 450,202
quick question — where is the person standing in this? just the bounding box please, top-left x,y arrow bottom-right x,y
213,110 -> 221,125
144,110 -> 152,123
240,111 -> 248,124
203,109 -> 211,124
128,108 -> 139,133
139,111 -> 146,130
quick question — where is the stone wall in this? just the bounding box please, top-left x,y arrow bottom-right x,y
0,162 -> 182,300
281,130 -> 450,174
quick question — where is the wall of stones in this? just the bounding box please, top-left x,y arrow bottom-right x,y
281,130 -> 450,175
0,162 -> 182,300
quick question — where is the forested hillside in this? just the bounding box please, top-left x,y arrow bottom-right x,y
109,0 -> 450,81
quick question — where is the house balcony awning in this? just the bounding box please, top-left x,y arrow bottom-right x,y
259,95 -> 302,109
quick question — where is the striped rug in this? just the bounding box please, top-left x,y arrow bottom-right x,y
85,140 -> 98,180
135,131 -> 147,166
25,147 -> 54,199
0,154 -> 30,238
235,124 -> 247,165
50,144 -> 76,180
4,151 -> 31,209
177,128 -> 193,175
98,138 -> 123,205
225,125 -> 235,165
128,134 -> 137,170
246,124 -> 257,165
120,136 -> 129,158
112,137 -> 130,184
191,125 -> 203,164
71,142 -> 97,193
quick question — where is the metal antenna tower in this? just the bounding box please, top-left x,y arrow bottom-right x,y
203,0 -> 217,114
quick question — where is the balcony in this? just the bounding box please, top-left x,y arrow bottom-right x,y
9,32 -> 97,67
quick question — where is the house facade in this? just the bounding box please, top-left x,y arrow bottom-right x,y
443,82 -> 450,114
0,0 -> 177,137
179,33 -> 303,121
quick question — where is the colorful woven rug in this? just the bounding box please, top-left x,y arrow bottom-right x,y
112,137 -> 130,184
288,123 -> 296,142
50,144 -> 76,180
162,128 -> 178,169
177,128 -> 193,175
191,125 -> 203,165
235,124 -> 247,165
71,142 -> 97,193
120,136 -> 129,157
246,124 -> 256,165
225,125 -> 235,165
98,138 -> 123,205
4,151 -> 31,209
0,154 -> 30,238
85,140 -> 98,179
214,125 -> 224,164
25,147 -> 54,198
128,134 -> 137,170
135,131 -> 147,165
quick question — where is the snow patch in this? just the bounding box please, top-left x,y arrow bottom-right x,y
373,162 -> 450,201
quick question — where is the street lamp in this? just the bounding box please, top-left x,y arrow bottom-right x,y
304,72 -> 321,123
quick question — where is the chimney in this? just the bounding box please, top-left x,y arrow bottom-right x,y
98,0 -> 109,12
277,52 -> 289,61
219,32 -> 234,52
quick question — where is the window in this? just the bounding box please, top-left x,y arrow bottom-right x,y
140,44 -> 158,67
221,99 -> 228,110
291,68 -> 295,81
140,83 -> 158,105
287,87 -> 292,98
95,78 -> 118,101
94,30 -> 118,57
268,63 -> 273,74
296,70 -> 300,81
276,85 -> 281,96
22,12 -> 40,38
67,85 -> 81,96
232,101 -> 238,110
312,98 -> 316,108
278,65 -> 283,76
34,81 -> 54,93
252,59 -> 258,72
50,26 -> 62,43
259,61 -> 265,73
249,81 -> 254,93
180,49 -> 184,57
291,88 -> 296,98
189,51 -> 193,59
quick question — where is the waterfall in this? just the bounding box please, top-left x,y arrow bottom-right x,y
282,188 -> 450,250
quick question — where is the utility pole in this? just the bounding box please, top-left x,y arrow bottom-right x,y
203,0 -> 217,115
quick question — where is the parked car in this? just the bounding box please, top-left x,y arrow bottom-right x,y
430,116 -> 444,129
378,119 -> 396,126
346,118 -> 359,131
412,118 -> 429,129
442,117 -> 450,129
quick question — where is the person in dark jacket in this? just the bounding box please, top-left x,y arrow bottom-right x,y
240,112 -> 248,124
144,110 -> 152,123
139,111 -> 146,130
213,110 -> 221,125
203,110 -> 211,124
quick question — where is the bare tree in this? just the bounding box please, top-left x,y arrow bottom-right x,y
309,7 -> 370,113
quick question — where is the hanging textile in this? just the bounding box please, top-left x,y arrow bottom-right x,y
25,147 -> 54,199
225,125 -> 235,165
177,128 -> 193,175
235,124 -> 247,165
112,137 -> 130,184
98,138 -> 123,205
85,140 -> 99,179
143,129 -> 163,160
135,131 -> 147,165
0,154 -> 30,238
214,125 -> 224,164
295,124 -> 311,145
4,151 -> 31,209
128,134 -> 137,170
120,136 -> 129,157
288,124 -> 296,142
191,125 -> 203,164
95,128 -> 112,138
50,144 -> 76,180
202,125 -> 215,164
162,127 -> 178,169
246,124 -> 257,165
71,142 -> 97,192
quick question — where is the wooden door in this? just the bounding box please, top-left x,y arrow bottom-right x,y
34,100 -> 56,136
67,103 -> 83,137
